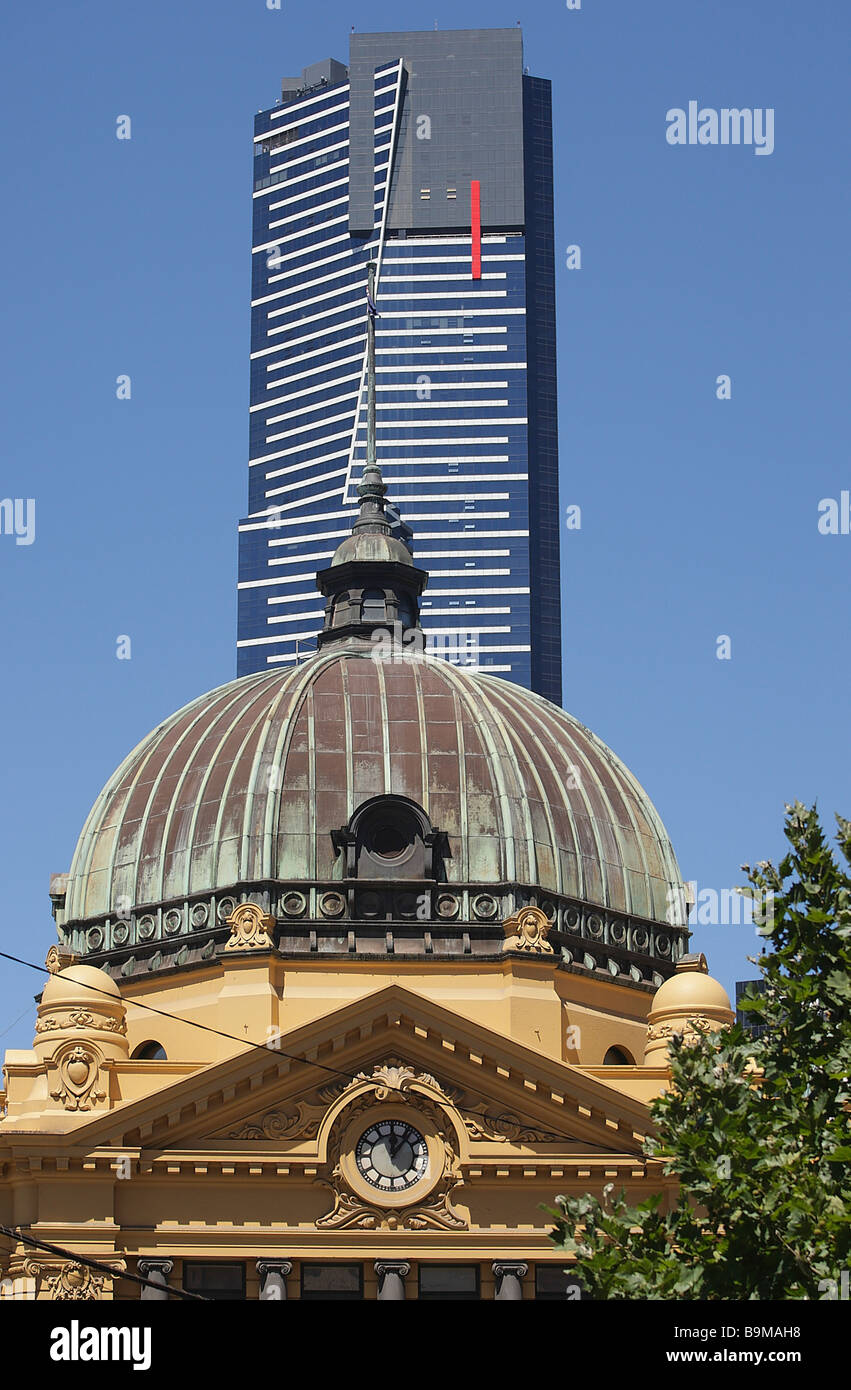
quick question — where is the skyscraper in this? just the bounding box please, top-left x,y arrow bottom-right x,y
238,26 -> 562,703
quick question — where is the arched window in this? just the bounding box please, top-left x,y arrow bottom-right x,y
132,1041 -> 167,1061
603,1045 -> 634,1066
331,592 -> 350,627
397,594 -> 416,628
361,588 -> 386,622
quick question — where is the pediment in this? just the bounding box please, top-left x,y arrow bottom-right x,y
71,985 -> 652,1158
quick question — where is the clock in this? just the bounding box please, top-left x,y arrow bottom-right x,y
355,1119 -> 428,1192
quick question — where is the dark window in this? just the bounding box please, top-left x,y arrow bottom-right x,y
182,1262 -> 245,1301
331,592 -> 349,627
361,588 -> 386,622
300,1264 -> 363,1300
418,1265 -> 479,1300
603,1046 -> 634,1065
535,1266 -> 583,1301
131,1041 -> 167,1061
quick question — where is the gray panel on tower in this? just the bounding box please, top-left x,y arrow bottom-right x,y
348,28 -> 526,236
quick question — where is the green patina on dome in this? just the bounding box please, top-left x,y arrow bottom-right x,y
62,648 -> 682,932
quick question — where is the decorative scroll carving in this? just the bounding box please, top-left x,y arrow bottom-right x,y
224,902 -> 276,952
23,1257 -> 123,1301
45,945 -> 78,975
36,1010 -> 126,1035
647,1016 -> 716,1046
502,906 -> 554,955
316,1062 -> 467,1232
45,1262 -> 106,1301
460,1102 -> 562,1144
317,1131 -> 466,1233
229,1101 -> 327,1142
49,1044 -> 105,1111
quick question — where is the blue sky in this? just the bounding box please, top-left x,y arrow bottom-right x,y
0,0 -> 848,1050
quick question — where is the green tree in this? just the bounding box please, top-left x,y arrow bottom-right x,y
548,802 -> 851,1299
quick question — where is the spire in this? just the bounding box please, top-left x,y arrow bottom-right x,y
352,260 -> 391,539
313,261 -> 428,651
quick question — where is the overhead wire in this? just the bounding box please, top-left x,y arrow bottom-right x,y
0,947 -> 636,1154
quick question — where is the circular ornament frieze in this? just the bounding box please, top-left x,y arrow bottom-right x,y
395,892 -> 419,919
586,914 -> 604,939
190,903 -> 209,929
217,897 -> 236,923
163,909 -> 182,935
632,926 -> 648,951
281,891 -> 307,918
137,916 -> 156,941
435,893 -> 459,920
610,920 -> 626,945
319,892 -> 346,919
112,922 -> 129,947
86,928 -> 104,951
356,891 -> 383,919
472,894 -> 498,920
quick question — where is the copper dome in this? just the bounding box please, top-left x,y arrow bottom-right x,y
63,648 -> 682,933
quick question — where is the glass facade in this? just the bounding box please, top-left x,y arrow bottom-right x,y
237,29 -> 562,704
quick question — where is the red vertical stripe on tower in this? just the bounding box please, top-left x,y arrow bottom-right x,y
471,180 -> 482,280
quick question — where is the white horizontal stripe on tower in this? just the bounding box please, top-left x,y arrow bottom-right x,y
264,118 -> 348,158
254,258 -> 366,306
380,290 -> 508,300
353,437 -> 508,447
266,302 -> 364,341
256,157 -> 350,203
253,371 -> 362,411
416,549 -> 511,558
379,475 -> 521,484
269,195 -> 348,230
255,232 -> 351,271
382,254 -> 525,264
269,132 -> 349,173
266,414 -> 356,443
254,215 -> 348,256
265,390 -> 359,425
252,437 -> 351,468
375,381 -> 510,391
267,279 -> 368,319
268,85 -> 350,121
424,607 -> 511,616
376,347 -> 507,355
377,309 -> 524,320
259,484 -> 345,512
264,246 -> 358,289
254,100 -> 349,143
380,273 -> 507,282
265,468 -> 346,494
424,568 -> 511,576
373,400 -> 509,410
266,351 -> 365,388
253,325 -> 365,362
372,418 -> 527,428
266,301 -> 362,341
267,175 -> 348,214
376,362 -> 525,373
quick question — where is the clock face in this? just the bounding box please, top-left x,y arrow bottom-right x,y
355,1119 -> 428,1192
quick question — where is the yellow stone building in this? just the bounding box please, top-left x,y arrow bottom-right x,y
0,461 -> 733,1302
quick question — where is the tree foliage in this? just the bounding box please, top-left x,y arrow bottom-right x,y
548,802 -> 851,1298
